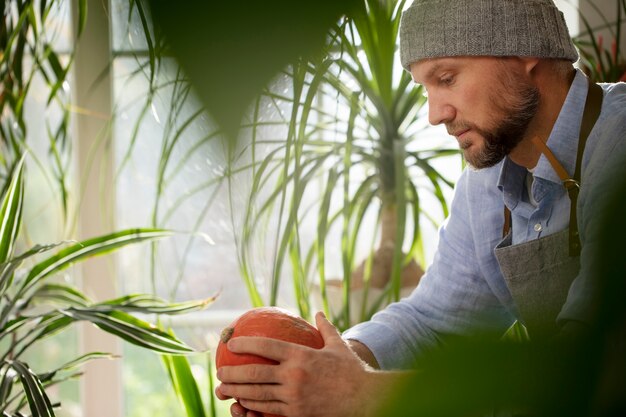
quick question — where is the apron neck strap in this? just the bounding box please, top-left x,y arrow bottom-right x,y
503,77 -> 604,257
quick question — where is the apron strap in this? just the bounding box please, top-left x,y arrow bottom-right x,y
502,78 -> 604,256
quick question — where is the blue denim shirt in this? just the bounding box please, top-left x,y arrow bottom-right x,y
343,70 -> 626,370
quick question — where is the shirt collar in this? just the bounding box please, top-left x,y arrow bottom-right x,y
532,69 -> 589,184
497,69 -> 589,197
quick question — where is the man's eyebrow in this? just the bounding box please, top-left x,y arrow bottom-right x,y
424,63 -> 443,82
415,62 -> 443,85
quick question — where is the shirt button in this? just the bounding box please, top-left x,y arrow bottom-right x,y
534,223 -> 543,232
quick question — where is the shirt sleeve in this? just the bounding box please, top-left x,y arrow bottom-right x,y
343,167 -> 514,370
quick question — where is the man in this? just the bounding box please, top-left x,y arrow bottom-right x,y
216,0 -> 626,416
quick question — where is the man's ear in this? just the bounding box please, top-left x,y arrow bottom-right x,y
521,57 -> 541,75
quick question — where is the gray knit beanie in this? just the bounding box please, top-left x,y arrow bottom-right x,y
399,0 -> 579,72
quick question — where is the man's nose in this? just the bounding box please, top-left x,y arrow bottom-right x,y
427,94 -> 455,126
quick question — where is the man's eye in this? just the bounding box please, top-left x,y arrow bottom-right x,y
440,76 -> 454,86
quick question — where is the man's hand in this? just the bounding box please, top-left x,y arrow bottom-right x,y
215,312 -> 392,417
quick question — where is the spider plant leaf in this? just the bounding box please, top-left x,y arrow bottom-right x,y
60,308 -> 194,354
0,362 -> 17,407
20,228 -> 174,294
162,353 -> 206,417
38,352 -> 116,384
0,242 -> 73,298
0,316 -> 30,340
28,315 -> 74,347
0,154 -> 25,265
29,283 -> 91,308
8,360 -> 55,417
95,293 -> 216,315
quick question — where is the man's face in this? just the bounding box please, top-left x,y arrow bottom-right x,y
410,56 -> 540,169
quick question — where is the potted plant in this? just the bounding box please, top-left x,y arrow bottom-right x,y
233,0 -> 458,329
0,2 -> 214,415
0,154 -> 210,416
573,0 -> 626,82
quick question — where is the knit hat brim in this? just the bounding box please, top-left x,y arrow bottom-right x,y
400,0 -> 579,72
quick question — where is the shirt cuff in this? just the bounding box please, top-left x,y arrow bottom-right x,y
342,321 -> 416,370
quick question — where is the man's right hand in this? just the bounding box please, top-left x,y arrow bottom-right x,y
219,334 -> 380,417
215,311 -> 408,417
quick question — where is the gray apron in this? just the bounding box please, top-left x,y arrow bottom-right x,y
494,79 -> 603,339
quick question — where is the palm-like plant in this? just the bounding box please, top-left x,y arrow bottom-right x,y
0,155 -> 211,416
236,0 -> 459,329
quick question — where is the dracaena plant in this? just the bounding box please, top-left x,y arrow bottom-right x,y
0,154 -> 211,416
235,0 -> 459,329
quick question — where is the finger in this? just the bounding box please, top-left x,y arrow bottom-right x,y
230,402 -> 246,417
315,311 -> 344,346
227,336 -> 294,362
230,402 -> 263,417
218,364 -> 280,384
244,409 -> 262,417
215,384 -> 232,401
219,383 -> 282,402
239,399 -> 286,417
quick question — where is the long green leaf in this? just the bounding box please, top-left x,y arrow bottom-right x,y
315,167 -> 340,317
29,284 -> 91,308
9,361 -> 55,417
0,362 -> 17,406
39,353 -> 116,385
0,154 -> 26,265
60,309 -> 194,354
11,315 -> 74,360
96,293 -> 215,315
162,353 -> 206,417
20,229 -> 174,294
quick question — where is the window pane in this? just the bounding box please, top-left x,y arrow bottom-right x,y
112,56 -> 253,310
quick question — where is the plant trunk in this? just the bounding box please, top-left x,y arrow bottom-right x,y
351,204 -> 423,290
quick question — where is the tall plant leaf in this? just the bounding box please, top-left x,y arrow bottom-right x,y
162,353 -> 207,417
19,228 -> 174,295
0,154 -> 26,265
7,360 -> 54,417
60,309 -> 194,355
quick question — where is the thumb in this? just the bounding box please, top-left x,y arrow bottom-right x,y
315,311 -> 343,346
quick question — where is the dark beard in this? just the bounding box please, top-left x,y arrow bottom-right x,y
467,84 -> 540,169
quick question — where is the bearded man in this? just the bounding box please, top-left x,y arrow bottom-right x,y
216,1 -> 626,416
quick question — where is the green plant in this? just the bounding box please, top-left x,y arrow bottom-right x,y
161,352 -> 219,417
234,0 -> 458,329
0,154 -> 211,416
573,0 -> 626,82
0,0 -> 80,222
